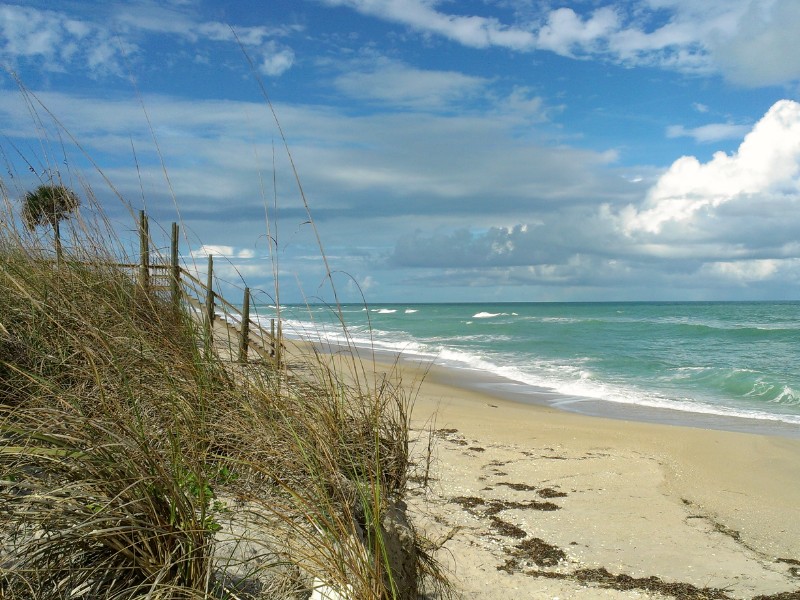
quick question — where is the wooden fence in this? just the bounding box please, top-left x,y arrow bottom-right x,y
135,210 -> 281,365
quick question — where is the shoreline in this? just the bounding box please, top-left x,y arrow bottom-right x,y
424,359 -> 800,439
300,335 -> 800,439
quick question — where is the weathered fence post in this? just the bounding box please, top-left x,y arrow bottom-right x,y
138,210 -> 149,291
170,222 -> 180,311
204,255 -> 214,336
275,319 -> 282,365
238,287 -> 250,363
269,318 -> 282,364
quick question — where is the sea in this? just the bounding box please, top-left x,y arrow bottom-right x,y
254,301 -> 800,437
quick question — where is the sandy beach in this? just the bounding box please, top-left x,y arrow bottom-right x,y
391,360 -> 800,599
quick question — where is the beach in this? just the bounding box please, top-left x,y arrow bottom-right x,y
395,360 -> 800,599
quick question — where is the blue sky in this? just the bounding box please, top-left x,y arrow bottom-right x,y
2,0 -> 800,303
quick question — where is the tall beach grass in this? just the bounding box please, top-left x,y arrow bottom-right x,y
0,85 -> 448,599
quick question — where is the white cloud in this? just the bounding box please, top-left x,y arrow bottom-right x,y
619,100 -> 800,235
0,3 -> 297,79
332,55 -> 553,118
192,245 -> 245,258
192,244 -> 235,258
0,84 -> 625,240
709,0 -> 800,86
319,0 -> 800,86
698,259 -> 780,283
536,7 -> 619,56
114,5 -> 289,45
259,41 -> 295,77
0,4 -> 134,75
320,0 -> 536,50
333,57 -> 488,109
665,122 -> 750,143
494,86 -> 547,120
5,55 -> 800,300
119,7 -> 299,77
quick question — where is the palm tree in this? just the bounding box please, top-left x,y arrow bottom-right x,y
21,184 -> 81,264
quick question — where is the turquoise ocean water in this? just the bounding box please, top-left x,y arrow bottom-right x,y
256,302 -> 800,434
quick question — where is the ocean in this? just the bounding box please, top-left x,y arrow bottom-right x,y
256,301 -> 800,436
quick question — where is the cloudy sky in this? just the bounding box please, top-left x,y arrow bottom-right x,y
2,0 -> 800,303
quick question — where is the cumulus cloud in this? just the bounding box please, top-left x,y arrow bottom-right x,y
619,100 -> 800,235
493,86 -> 548,120
184,245 -> 268,293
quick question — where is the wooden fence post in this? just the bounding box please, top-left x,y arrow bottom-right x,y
275,318 -> 281,365
170,222 -> 180,310
204,255 -> 214,333
238,287 -> 250,363
138,210 -> 149,291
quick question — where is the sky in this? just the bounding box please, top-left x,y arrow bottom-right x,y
2,0 -> 800,303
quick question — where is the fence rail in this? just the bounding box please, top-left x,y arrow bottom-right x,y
131,211 -> 281,365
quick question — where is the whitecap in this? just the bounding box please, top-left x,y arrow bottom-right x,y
473,311 -> 507,318
770,386 -> 799,406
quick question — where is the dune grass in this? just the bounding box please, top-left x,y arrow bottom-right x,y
0,94 -> 448,599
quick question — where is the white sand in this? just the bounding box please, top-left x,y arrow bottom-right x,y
402,362 -> 800,599
278,338 -> 800,598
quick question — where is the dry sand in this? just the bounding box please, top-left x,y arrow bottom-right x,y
277,338 -> 800,599
397,361 -> 800,599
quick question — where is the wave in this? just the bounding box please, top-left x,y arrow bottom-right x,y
770,386 -> 800,406
442,351 -> 798,426
256,305 -> 800,427
424,346 -> 799,424
659,366 -> 799,407
436,350 -> 800,425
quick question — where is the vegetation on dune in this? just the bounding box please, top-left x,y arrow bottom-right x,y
0,112 -> 448,598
